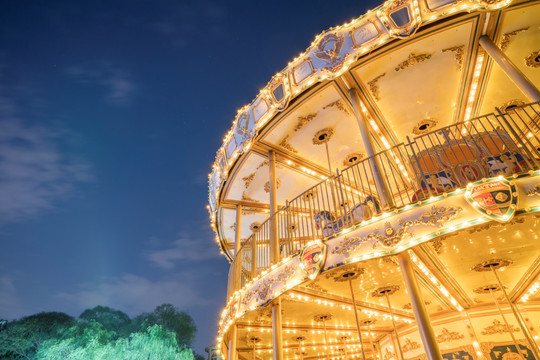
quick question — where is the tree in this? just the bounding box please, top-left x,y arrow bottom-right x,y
79,306 -> 131,336
0,312 -> 75,359
36,324 -> 195,360
133,304 -> 197,347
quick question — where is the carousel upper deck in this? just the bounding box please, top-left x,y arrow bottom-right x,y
208,0 -> 540,359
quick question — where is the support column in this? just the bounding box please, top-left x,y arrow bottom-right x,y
269,150 -> 279,264
269,150 -> 284,360
272,298 -> 284,360
348,88 -> 394,209
228,325 -> 237,360
234,204 -> 242,291
479,35 -> 540,102
398,252 -> 442,360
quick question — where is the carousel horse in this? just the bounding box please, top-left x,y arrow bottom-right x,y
412,171 -> 457,202
314,211 -> 344,237
486,152 -> 524,176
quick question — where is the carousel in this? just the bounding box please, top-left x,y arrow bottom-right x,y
207,0 -> 540,359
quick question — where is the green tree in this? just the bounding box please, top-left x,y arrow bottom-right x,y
36,324 -> 194,360
79,305 -> 131,336
0,312 -> 75,359
133,304 -> 197,347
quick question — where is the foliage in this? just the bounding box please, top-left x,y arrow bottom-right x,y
36,325 -> 194,360
0,305 -> 199,360
0,312 -> 76,360
133,304 -> 197,347
79,305 -> 131,336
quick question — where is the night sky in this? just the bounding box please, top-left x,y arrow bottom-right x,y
0,0 -> 379,354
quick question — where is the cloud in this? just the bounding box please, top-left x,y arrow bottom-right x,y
56,273 -> 207,317
66,63 -> 136,105
0,109 -> 92,223
145,230 -> 220,270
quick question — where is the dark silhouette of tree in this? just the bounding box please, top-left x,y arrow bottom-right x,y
79,305 -> 131,336
133,304 -> 197,347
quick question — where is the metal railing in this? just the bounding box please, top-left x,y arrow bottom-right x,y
227,102 -> 540,295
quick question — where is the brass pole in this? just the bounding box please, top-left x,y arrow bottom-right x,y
490,266 -> 540,359
348,278 -> 367,360
384,292 -> 405,360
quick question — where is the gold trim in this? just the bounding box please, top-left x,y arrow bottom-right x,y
343,152 -> 364,166
367,73 -> 386,100
264,178 -> 281,193
314,32 -> 345,71
312,127 -> 335,145
279,134 -> 299,153
436,328 -> 465,343
498,100 -> 525,113
294,112 -> 318,132
292,58 -> 314,85
481,319 -> 520,335
402,338 -> 421,352
242,191 -> 259,203
372,285 -> 400,297
395,52 -> 433,72
412,118 -> 437,135
442,45 -> 465,70
500,27 -> 529,52
323,100 -> 350,114
525,51 -> 540,68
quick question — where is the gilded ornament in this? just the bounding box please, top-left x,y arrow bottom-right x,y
473,284 -> 504,294
323,100 -> 350,114
395,52 -> 433,72
250,222 -> 261,232
372,285 -> 400,297
499,27 -> 529,51
442,45 -> 465,70
482,319 -> 520,335
526,184 -> 540,196
412,118 -> 437,135
498,99 -> 525,113
430,238 -> 444,254
303,281 -> 328,293
343,152 -> 364,166
436,328 -> 465,343
314,32 -> 345,71
525,51 -> 540,68
325,265 -> 365,282
240,264 -> 295,305
381,256 -> 399,266
367,73 -> 386,100
313,313 -> 334,322
294,112 -> 318,132
279,134 -> 298,153
235,112 -> 250,136
332,205 -> 462,254
312,127 -> 335,145
402,338 -> 421,352
242,192 -> 259,203
264,178 -> 281,193
471,258 -> 513,272
384,347 -> 397,360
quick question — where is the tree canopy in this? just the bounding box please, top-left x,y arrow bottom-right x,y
0,304 -> 199,359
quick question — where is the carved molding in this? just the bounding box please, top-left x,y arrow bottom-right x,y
482,319 -> 520,335
314,32 -> 345,71
294,112 -> 318,132
402,338 -> 421,352
367,73 -> 386,100
279,134 -> 299,153
442,45 -> 465,70
312,127 -> 335,145
436,328 -> 465,343
395,52 -> 433,72
525,51 -> 540,68
500,27 -> 529,51
264,178 -> 281,193
240,264 -> 296,306
526,184 -> 540,196
323,100 -> 350,114
412,118 -> 438,135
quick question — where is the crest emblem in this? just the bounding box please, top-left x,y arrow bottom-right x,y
300,241 -> 326,280
465,178 -> 517,222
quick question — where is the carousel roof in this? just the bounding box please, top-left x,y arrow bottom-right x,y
207,0 -> 540,260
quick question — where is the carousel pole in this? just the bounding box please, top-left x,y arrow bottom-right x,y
347,276 -> 367,360
268,150 -> 284,360
383,291 -> 405,360
228,325 -> 238,360
234,204 -> 242,291
490,266 -> 540,359
323,317 -> 329,360
398,253 -> 442,360
478,36 -> 540,102
487,286 -> 527,360
348,88 -> 394,209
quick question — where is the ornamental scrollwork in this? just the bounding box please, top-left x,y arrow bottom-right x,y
500,27 -> 529,51
436,328 -> 465,343
323,100 -> 350,114
240,264 -> 296,306
367,73 -> 386,100
526,184 -> 540,196
279,134 -> 298,153
395,52 -> 433,72
482,319 -> 520,335
442,45 -> 465,70
332,205 -> 462,254
294,112 -> 318,132
402,338 -> 421,352
525,51 -> 540,68
314,32 -> 345,71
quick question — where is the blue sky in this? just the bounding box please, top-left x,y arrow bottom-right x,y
0,0 -> 378,354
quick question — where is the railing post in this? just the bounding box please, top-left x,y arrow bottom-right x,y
251,234 -> 257,278
234,204 -> 242,291
348,88 -> 394,208
479,35 -> 540,102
